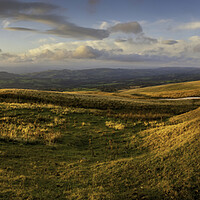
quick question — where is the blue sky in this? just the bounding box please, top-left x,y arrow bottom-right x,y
1,0 -> 200,72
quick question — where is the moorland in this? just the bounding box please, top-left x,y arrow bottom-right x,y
0,70 -> 200,199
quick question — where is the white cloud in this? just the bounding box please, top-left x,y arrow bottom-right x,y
154,19 -> 173,25
1,33 -> 200,68
99,21 -> 110,29
189,36 -> 200,42
1,19 -> 10,28
73,45 -> 102,59
177,21 -> 200,30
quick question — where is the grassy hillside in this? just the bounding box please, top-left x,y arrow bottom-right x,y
0,88 -> 199,199
120,80 -> 200,98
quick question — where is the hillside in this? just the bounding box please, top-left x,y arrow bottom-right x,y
0,88 -> 199,199
120,80 -> 200,98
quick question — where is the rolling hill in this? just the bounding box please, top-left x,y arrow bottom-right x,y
1,67 -> 200,91
120,80 -> 200,98
0,84 -> 199,199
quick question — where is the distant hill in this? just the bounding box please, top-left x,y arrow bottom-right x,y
0,87 -> 199,199
1,67 -> 200,90
0,71 -> 21,79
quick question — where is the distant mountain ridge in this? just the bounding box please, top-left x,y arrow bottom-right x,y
1,67 -> 200,90
25,67 -> 200,79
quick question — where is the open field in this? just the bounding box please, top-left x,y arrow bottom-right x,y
0,83 -> 199,199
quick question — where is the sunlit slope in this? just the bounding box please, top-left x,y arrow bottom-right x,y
87,107 -> 200,199
120,80 -> 200,98
141,107 -> 200,152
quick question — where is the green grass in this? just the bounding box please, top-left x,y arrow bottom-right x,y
0,88 -> 199,199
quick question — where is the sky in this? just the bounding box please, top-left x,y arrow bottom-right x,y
1,0 -> 200,72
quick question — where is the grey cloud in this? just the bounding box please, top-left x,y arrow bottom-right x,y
193,44 -> 200,52
46,25 -> 109,40
88,0 -> 100,13
5,27 -> 38,32
162,40 -> 178,45
115,34 -> 157,45
0,0 -> 109,40
134,34 -> 157,44
115,39 -> 128,43
0,0 -> 58,16
110,22 -> 143,34
0,52 -> 18,60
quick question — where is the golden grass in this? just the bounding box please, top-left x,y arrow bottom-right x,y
120,80 -> 200,98
140,107 -> 200,155
0,88 -> 199,199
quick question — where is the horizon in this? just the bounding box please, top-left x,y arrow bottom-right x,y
1,66 -> 200,75
1,0 -> 200,72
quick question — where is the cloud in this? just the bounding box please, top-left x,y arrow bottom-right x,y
189,36 -> 200,42
88,0 -> 100,13
162,40 -> 178,45
72,45 -> 103,59
115,34 -> 157,45
177,21 -> 200,30
1,19 -> 10,28
99,21 -> 110,29
27,44 -> 106,60
46,25 -> 109,40
22,43 -> 181,65
134,34 -> 157,44
115,39 -> 128,43
0,0 -> 58,15
110,22 -> 143,34
193,44 -> 200,53
5,27 -> 38,32
1,41 -> 200,68
0,52 -> 19,62
0,0 -> 109,40
154,19 -> 173,25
